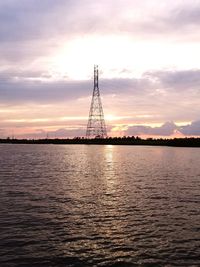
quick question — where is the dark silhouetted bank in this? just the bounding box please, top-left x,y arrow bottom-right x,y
0,136 -> 200,147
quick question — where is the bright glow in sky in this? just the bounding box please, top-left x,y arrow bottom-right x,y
52,36 -> 200,80
0,0 -> 200,138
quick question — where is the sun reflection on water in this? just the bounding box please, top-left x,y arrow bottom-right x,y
103,145 -> 118,195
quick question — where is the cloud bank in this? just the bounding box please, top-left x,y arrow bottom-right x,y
0,0 -> 199,137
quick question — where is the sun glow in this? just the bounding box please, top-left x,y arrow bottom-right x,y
50,34 -> 200,81
51,35 -> 137,80
105,114 -> 132,122
105,114 -> 118,121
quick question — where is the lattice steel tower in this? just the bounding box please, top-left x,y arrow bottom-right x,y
86,65 -> 107,138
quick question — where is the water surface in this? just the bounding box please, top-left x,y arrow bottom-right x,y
0,144 -> 200,267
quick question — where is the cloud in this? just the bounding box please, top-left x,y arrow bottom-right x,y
0,0 -> 199,136
0,68 -> 199,125
144,69 -> 200,91
118,2 -> 200,40
1,0 -> 200,46
1,0 -> 200,72
54,128 -> 85,138
0,69 -> 152,104
180,121 -> 200,136
1,68 -> 200,105
165,4 -> 200,28
7,120 -> 200,139
17,127 -> 86,139
125,120 -> 200,137
125,121 -> 178,136
0,1 -> 76,63
0,76 -> 90,104
0,0 -> 73,42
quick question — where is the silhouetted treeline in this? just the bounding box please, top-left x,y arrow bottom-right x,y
0,136 -> 200,147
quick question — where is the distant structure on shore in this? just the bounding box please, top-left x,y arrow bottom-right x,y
86,65 -> 107,138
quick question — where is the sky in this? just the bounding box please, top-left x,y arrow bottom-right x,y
0,0 -> 200,138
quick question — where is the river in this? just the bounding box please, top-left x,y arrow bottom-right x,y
0,144 -> 200,267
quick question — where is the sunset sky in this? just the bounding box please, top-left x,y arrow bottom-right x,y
0,0 -> 200,138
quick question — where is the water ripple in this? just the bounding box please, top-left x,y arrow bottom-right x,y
0,144 -> 200,267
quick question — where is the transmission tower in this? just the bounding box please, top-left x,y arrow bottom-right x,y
86,65 -> 107,138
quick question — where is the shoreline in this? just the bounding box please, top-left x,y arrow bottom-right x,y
1,137 -> 200,147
